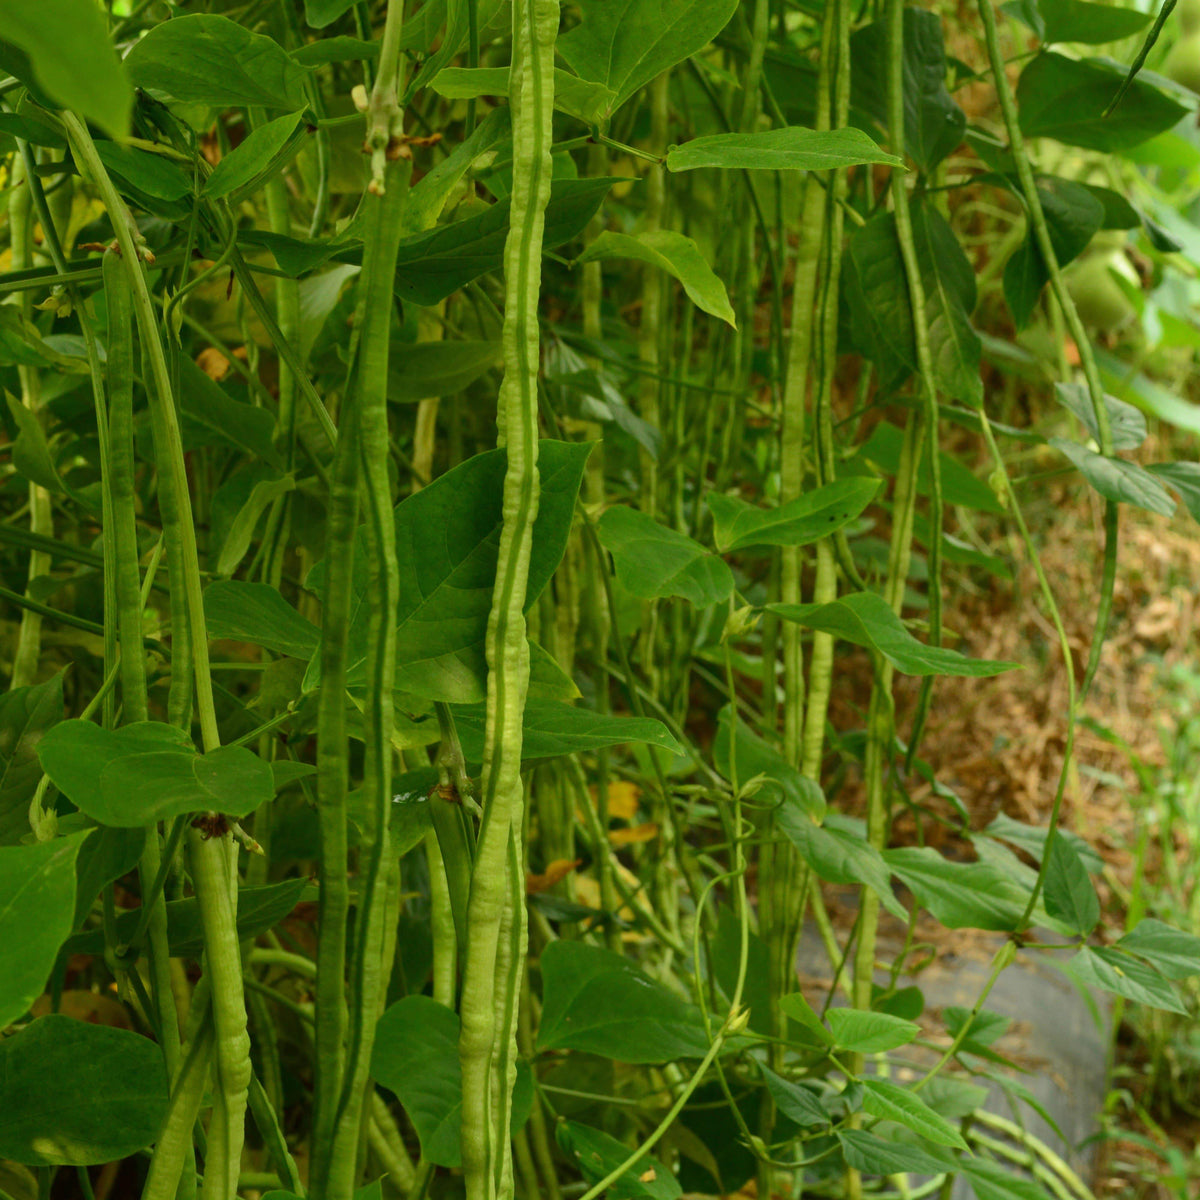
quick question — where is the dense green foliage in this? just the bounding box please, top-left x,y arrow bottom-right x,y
2,0 -> 1200,1199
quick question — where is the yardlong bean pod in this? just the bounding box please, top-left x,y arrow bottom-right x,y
64,113 -> 251,1200
457,0 -> 557,1196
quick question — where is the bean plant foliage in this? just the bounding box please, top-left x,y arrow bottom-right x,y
1,0 -> 1200,1198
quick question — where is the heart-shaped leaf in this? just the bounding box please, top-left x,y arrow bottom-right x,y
0,1015 -> 168,1165
37,721 -> 275,826
0,832 -> 89,1029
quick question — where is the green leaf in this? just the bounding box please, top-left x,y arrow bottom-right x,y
203,112 -> 306,200
576,230 -> 735,327
0,309 -> 89,373
1050,439 -> 1176,516
711,907 -> 773,1036
0,111 -> 65,149
72,825 -> 145,930
177,357 -> 281,467
538,940 -> 712,1062
428,67 -> 618,125
370,996 -> 463,1166
0,0 -> 132,136
859,1079 -> 969,1150
597,506 -> 734,607
239,229 -> 353,278
1118,918 -> 1200,980
850,8 -> 966,171
304,0 -> 357,28
706,478 -> 880,552
214,476 -> 297,577
712,706 -> 825,821
838,1129 -> 950,1175
556,1122 -> 681,1200
0,1015 -> 168,1165
392,178 -> 620,305
983,813 -> 1103,874
768,592 -> 1019,678
883,846 -> 1032,931
1016,52 -> 1187,152
0,672 -> 63,845
0,832 -> 88,1028
309,440 -> 590,701
1083,184 -> 1141,231
1054,382 -> 1146,450
5,392 -> 64,494
775,812 -> 906,919
1042,834 -> 1100,935
1003,179 -> 1104,328
779,991 -> 836,1047
404,108 -> 512,234
63,878 -> 309,959
1146,462 -> 1200,523
910,201 -> 982,406
666,126 -> 900,173
876,985 -> 925,1021
387,340 -> 502,402
558,0 -> 739,117
372,995 -> 532,1167
942,1006 -> 1012,1048
125,14 -> 309,110
844,215 -> 981,402
451,699 -> 680,763
826,1008 -> 920,1054
93,142 -> 194,202
1096,347 -> 1200,438
204,581 -> 320,661
291,35 -> 379,64
272,761 -> 317,791
963,1156 -> 1052,1200
527,642 -> 583,702
761,1067 -> 831,1126
37,721 -> 276,827
921,1076 -> 989,1122
1039,0 -> 1151,45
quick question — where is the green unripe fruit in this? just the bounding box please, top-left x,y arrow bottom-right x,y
1064,249 -> 1140,334
1164,31 -> 1200,93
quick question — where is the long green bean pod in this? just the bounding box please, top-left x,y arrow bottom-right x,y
103,247 -> 182,1076
458,0 -> 557,1196
801,0 -> 851,788
770,0 -> 835,1018
141,1015 -> 214,1200
8,153 -> 51,689
101,251 -> 148,724
852,0 -> 935,1029
64,113 -> 250,1197
310,344 -> 361,1192
326,142 -> 411,1200
310,6 -> 411,1194
426,829 -> 459,1007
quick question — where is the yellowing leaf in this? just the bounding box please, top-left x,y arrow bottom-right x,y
526,858 -> 580,895
587,780 -> 641,820
609,822 -> 659,847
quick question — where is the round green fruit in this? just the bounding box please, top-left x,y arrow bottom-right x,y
1064,250 -> 1140,334
1164,31 -> 1200,93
